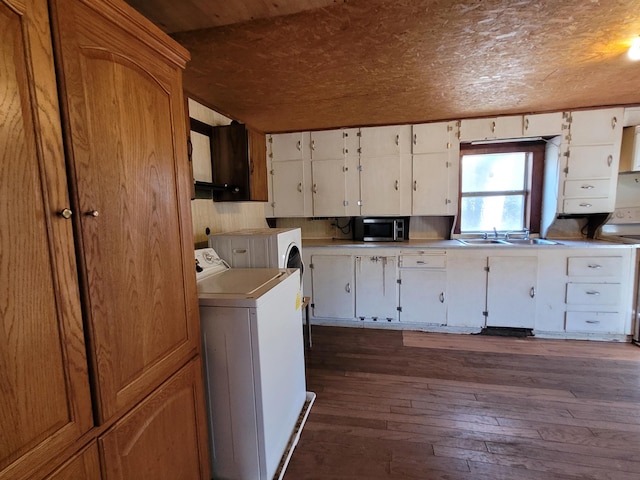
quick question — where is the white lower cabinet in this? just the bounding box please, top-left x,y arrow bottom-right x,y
355,255 -> 399,322
446,250 -> 488,328
309,254 -> 355,319
486,256 -> 537,329
304,245 -> 635,339
398,253 -> 447,325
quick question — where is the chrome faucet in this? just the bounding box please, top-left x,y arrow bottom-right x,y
493,227 -> 498,239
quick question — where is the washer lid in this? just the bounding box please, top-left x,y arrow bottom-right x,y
197,268 -> 285,295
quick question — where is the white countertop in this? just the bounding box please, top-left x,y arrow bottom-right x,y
302,238 -> 638,249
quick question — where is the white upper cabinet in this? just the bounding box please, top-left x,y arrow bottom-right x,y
523,112 -> 564,137
459,115 -> 523,142
558,107 -> 624,214
412,121 -> 456,154
270,132 -> 310,161
310,129 -> 346,159
568,109 -> 623,145
359,125 -> 412,156
411,121 -> 460,215
270,158 -> 312,217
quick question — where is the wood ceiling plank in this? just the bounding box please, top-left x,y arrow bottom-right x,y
168,0 -> 640,133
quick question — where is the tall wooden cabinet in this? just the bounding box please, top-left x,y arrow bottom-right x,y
1,0 -> 210,479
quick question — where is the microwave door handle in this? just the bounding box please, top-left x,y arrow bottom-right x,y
393,220 -> 398,241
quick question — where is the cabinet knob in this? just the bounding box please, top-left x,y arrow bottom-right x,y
439,292 -> 445,303
611,116 -> 617,129
87,210 -> 100,217
607,154 -> 613,167
297,183 -> 302,193
58,208 -> 73,219
345,283 -> 351,293
529,287 -> 536,298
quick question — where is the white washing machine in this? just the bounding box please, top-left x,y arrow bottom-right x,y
208,227 -> 302,270
195,248 -> 314,480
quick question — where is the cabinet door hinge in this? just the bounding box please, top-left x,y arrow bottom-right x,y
483,311 -> 488,317
397,278 -> 402,284
309,263 -> 314,269
357,147 -> 362,154
343,200 -> 349,206
397,306 -> 402,312
357,131 -> 362,137
484,266 -> 490,272
311,303 -> 315,309
357,165 -> 363,172
268,136 -> 273,143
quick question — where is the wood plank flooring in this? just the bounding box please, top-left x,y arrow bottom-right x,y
284,327 -> 640,480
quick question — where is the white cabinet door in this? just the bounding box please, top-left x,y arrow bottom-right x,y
412,122 -> 454,154
359,155 -> 402,215
359,125 -> 411,156
355,255 -> 398,321
486,256 -> 537,328
459,116 -> 523,141
271,159 -> 310,217
569,108 -> 624,145
399,269 -> 446,324
566,144 -> 618,178
270,132 -> 309,161
311,158 -> 347,216
310,255 -> 354,319
523,112 -> 564,137
310,129 -> 345,160
412,152 -> 456,215
446,251 -> 487,328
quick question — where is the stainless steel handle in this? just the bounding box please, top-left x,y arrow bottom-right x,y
87,210 -> 99,217
439,292 -> 445,303
345,283 -> 351,293
586,320 -> 600,324
586,290 -> 601,296
607,154 -> 613,167
579,203 -> 592,208
413,180 -> 417,191
395,180 -> 399,191
297,182 -> 302,193
232,249 -> 247,254
530,287 -> 536,298
588,264 -> 602,269
580,185 -> 595,189
413,133 -> 417,145
58,208 -> 73,219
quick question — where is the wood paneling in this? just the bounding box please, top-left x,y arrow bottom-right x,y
157,0 -> 640,133
285,326 -> 640,479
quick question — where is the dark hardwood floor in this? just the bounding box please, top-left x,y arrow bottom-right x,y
285,326 -> 640,480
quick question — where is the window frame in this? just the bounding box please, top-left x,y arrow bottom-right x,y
455,141 -> 546,234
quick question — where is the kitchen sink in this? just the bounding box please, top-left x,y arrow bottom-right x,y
457,238 -> 510,245
457,238 -> 561,246
505,238 -> 561,245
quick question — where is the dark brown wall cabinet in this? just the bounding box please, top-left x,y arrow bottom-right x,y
211,122 -> 268,202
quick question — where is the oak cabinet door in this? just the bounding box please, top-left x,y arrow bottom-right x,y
0,1 -> 93,478
44,444 -> 101,480
50,0 -> 198,423
100,360 -> 210,480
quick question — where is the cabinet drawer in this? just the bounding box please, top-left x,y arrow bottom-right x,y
563,197 -> 612,214
565,311 -> 623,333
566,283 -> 621,305
567,256 -> 622,277
400,255 -> 446,268
563,179 -> 611,198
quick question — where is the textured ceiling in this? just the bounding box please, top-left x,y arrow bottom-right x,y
129,0 -> 640,134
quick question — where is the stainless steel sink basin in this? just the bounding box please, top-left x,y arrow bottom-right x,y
457,238 -> 510,245
506,238 -> 561,245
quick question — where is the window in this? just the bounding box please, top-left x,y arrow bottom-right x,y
457,142 -> 545,234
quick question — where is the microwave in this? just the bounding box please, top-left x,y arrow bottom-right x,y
353,217 -> 409,242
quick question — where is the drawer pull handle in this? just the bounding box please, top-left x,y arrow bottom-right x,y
588,264 -> 602,269
232,249 -> 247,254
416,260 -> 426,265
585,290 -> 600,295
585,320 -> 600,324
579,203 -> 592,208
580,185 -> 595,189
